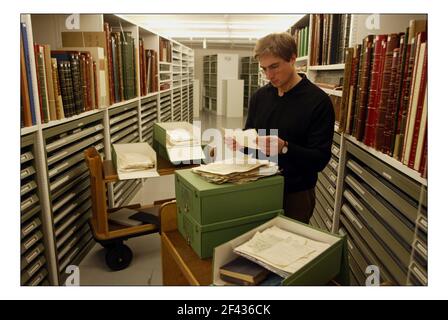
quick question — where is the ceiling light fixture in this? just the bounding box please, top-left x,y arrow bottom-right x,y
203,38 -> 207,49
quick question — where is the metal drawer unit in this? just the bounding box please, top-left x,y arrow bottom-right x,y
343,140 -> 427,285
112,179 -> 142,208
140,96 -> 158,144
189,84 -> 193,123
21,134 -> 50,286
311,131 -> 341,231
109,101 -> 139,145
173,88 -> 181,121
181,85 -> 188,121
160,91 -> 172,122
43,113 -> 104,281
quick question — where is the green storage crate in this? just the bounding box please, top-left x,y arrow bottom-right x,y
178,208 -> 282,259
213,216 -> 349,286
175,169 -> 284,225
153,122 -> 205,164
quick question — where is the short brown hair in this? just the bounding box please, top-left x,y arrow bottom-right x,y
254,32 -> 297,61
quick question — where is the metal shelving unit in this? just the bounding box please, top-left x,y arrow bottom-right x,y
140,95 -> 158,145
173,88 -> 182,121
21,133 -> 51,286
160,91 -> 172,122
42,112 -> 104,282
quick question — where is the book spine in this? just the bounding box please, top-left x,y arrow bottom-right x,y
374,34 -> 400,151
93,61 -> 99,109
57,61 -> 70,117
43,45 -> 57,121
339,47 -> 354,132
34,44 -> 49,123
51,58 -> 64,119
21,23 -> 36,125
408,43 -> 427,169
20,33 -> 32,127
402,33 -> 427,165
354,36 -> 374,140
104,23 -> 114,105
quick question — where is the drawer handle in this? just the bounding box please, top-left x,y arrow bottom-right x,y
187,237 -> 191,245
184,204 -> 189,213
345,209 -> 363,230
330,174 -> 337,183
349,161 -> 364,175
347,176 -> 366,195
347,193 -> 363,212
327,208 -> 333,217
382,172 -> 392,181
347,240 -> 354,250
328,186 -> 335,196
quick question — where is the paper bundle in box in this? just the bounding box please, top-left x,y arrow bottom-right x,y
192,157 -> 279,184
153,122 -> 205,164
113,143 -> 159,180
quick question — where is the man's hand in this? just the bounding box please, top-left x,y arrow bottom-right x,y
256,135 -> 286,156
224,136 -> 243,151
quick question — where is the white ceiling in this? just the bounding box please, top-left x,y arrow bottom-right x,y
122,14 -> 304,49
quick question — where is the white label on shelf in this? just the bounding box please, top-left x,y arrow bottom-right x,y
381,171 -> 392,181
28,261 -> 42,276
26,249 -> 39,263
412,264 -> 427,284
24,236 -> 38,250
345,191 -> 364,213
23,222 -> 37,235
77,122 -> 84,127
29,274 -> 44,286
416,241 -> 428,256
419,217 -> 428,229
330,174 -> 337,182
328,186 -> 335,195
327,208 -> 334,217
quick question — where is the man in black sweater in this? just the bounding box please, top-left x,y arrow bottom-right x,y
227,32 -> 335,223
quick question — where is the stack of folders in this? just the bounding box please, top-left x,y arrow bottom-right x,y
233,226 -> 331,278
192,157 -> 279,184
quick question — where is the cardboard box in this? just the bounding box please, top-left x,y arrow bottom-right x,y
213,216 -> 349,286
112,142 -> 159,180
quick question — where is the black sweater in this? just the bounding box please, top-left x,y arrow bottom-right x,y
244,74 -> 335,193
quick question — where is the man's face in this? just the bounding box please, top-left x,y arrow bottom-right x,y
259,53 -> 296,88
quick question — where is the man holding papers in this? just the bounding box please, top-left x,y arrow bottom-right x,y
226,33 -> 335,223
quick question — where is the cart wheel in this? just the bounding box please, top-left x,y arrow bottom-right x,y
105,244 -> 133,271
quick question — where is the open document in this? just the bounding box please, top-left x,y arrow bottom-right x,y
233,226 -> 331,278
224,128 -> 259,149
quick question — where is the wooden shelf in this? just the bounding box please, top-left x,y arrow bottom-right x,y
345,134 -> 427,186
308,63 -> 345,71
141,92 -> 159,99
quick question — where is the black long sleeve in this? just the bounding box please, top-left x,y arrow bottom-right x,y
244,74 -> 335,192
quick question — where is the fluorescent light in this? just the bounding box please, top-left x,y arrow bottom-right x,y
203,39 -> 206,49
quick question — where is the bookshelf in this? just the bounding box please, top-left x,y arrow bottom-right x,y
240,56 -> 259,111
202,53 -> 239,115
285,13 -> 428,285
20,13 -> 195,285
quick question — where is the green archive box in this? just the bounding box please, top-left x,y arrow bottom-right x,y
153,122 -> 205,164
213,216 -> 349,286
175,169 -> 284,225
178,208 -> 283,259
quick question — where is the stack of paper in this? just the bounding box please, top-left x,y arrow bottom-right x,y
192,157 -> 279,184
233,226 -> 330,278
165,128 -> 205,162
117,152 -> 155,172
